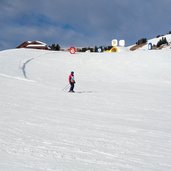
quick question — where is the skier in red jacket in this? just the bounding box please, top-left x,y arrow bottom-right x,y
68,71 -> 75,92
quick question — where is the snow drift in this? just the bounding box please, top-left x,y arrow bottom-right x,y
0,48 -> 171,171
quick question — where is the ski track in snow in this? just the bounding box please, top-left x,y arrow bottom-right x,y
22,58 -> 34,79
0,49 -> 171,170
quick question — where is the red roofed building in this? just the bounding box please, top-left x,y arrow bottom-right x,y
16,41 -> 50,50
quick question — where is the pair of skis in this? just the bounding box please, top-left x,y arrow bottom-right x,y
62,84 -> 93,94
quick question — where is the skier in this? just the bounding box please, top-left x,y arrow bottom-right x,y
68,71 -> 75,92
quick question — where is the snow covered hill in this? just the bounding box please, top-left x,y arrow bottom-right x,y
0,48 -> 171,171
129,34 -> 171,51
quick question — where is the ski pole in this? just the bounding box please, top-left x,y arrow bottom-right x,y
62,84 -> 70,91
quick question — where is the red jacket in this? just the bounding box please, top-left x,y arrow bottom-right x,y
68,74 -> 75,84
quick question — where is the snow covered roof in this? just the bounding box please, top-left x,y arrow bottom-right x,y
17,40 -> 50,50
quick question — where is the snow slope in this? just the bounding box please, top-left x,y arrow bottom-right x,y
146,34 -> 171,47
0,48 -> 171,171
129,34 -> 171,50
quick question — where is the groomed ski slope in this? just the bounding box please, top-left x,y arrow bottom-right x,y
0,48 -> 171,171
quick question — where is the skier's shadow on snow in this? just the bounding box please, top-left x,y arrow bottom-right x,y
75,91 -> 93,94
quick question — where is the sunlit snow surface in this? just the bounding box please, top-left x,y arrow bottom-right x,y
0,48 -> 171,171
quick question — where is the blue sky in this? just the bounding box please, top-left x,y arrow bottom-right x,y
0,0 -> 171,50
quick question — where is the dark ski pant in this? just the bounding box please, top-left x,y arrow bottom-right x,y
69,83 -> 75,92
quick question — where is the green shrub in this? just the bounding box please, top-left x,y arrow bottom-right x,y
49,44 -> 61,51
157,37 -> 168,47
136,38 -> 147,45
